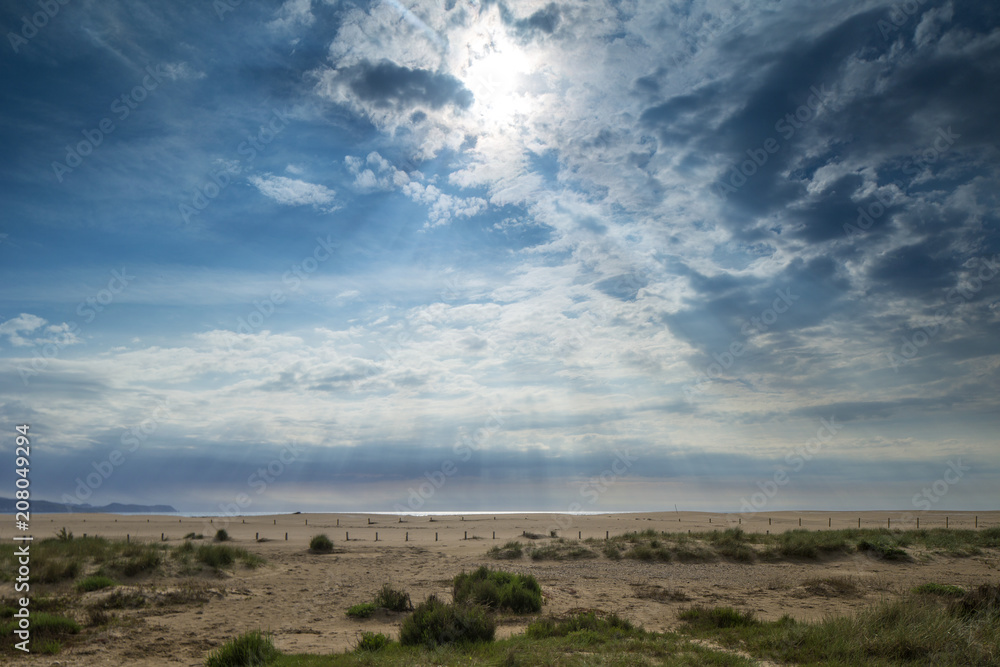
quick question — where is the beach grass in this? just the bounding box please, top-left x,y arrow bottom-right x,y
677,583 -> 1000,665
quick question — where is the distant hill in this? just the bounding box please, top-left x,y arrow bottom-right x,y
0,497 -> 177,514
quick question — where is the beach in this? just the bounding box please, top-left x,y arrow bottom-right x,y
3,510 -> 998,665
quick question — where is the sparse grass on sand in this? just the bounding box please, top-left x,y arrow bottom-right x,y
248,583 -> 1000,666
0,535 -> 167,584
678,582 -> 1000,666
564,526 -> 1000,563
345,584 -> 412,618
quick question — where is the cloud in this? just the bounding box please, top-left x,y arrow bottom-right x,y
248,174 -> 337,210
344,151 -> 411,191
268,0 -> 315,32
341,60 -> 473,111
0,314 -> 80,348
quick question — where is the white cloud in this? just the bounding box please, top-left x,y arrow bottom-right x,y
344,151 -> 411,191
0,313 -> 81,348
248,174 -> 337,210
268,0 -> 315,31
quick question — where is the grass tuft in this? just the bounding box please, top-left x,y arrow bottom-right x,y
346,602 -> 376,619
76,574 -> 118,593
309,534 -> 333,553
205,629 -> 279,667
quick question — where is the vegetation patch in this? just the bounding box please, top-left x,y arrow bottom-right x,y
373,583 -> 412,612
76,574 -> 118,593
453,566 -> 542,613
913,582 -> 965,597
354,631 -> 392,652
399,595 -> 496,647
205,629 -> 279,667
486,540 -> 523,560
525,611 -> 637,639
679,584 -> 1000,665
346,602 -> 377,619
195,544 -> 263,570
309,534 -> 334,553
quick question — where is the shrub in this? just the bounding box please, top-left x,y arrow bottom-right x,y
205,629 -> 279,667
355,631 -> 391,652
214,529 -> 229,542
76,575 -> 117,593
374,583 -> 412,612
183,532 -> 204,540
56,527 -> 73,542
309,534 -> 333,553
399,596 -> 495,647
346,602 -> 376,619
453,566 -> 542,613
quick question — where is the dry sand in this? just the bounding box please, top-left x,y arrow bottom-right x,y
4,510 -> 999,665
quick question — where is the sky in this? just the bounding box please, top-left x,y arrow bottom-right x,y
1,0 -> 998,515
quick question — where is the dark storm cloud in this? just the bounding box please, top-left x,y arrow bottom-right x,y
345,60 -> 473,110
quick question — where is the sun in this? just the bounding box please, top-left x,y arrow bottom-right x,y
460,31 -> 536,128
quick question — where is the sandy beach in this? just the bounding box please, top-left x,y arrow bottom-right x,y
4,510 -> 999,665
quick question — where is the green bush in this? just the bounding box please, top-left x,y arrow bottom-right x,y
76,575 -> 118,593
309,534 -> 333,553
214,529 -> 229,542
453,566 -> 542,613
346,602 -> 376,619
355,631 -> 391,652
399,596 -> 495,647
205,629 -> 279,667
373,583 -> 412,612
